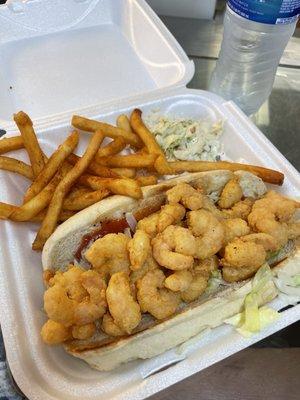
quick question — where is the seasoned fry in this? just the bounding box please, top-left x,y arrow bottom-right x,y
0,136 -> 24,155
10,169 -> 67,222
68,153 -> 119,178
13,111 -> 45,177
136,175 -> 158,186
0,156 -> 33,180
32,131 -> 104,250
130,109 -> 173,175
97,137 -> 126,158
95,153 -> 157,168
79,175 -> 142,199
169,160 -> 284,185
72,115 -> 143,148
112,168 -> 136,178
116,115 -> 132,132
24,131 -> 79,202
0,202 -> 16,219
63,188 -> 110,211
29,209 -> 76,223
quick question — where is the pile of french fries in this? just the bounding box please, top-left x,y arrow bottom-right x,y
0,109 -> 284,251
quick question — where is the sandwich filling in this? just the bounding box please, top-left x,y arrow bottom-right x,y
41,179 -> 300,346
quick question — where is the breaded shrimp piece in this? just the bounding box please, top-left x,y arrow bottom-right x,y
106,271 -> 141,334
128,229 -> 151,271
193,255 -> 219,278
166,183 -> 204,210
137,269 -> 180,319
43,266 -> 107,327
101,313 -> 126,337
222,198 -> 254,220
41,320 -> 72,345
136,212 -> 160,238
130,254 -> 159,283
85,233 -> 130,276
221,239 -> 266,282
181,273 -> 209,303
218,178 -> 243,209
240,233 -> 278,252
222,218 -> 251,245
287,222 -> 300,239
72,323 -> 96,340
157,203 -> 186,232
187,209 -> 224,259
152,225 -> 196,270
164,269 -> 193,292
248,191 -> 300,247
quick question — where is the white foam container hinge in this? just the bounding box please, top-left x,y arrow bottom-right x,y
0,1 -> 299,400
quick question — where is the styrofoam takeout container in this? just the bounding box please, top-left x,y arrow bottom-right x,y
0,1 -> 299,400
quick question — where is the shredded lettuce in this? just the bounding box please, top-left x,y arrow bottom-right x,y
226,307 -> 279,338
225,264 -> 279,337
274,255 -> 300,305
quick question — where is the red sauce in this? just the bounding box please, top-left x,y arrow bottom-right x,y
75,218 -> 129,261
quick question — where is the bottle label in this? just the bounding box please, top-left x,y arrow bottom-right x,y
228,0 -> 300,24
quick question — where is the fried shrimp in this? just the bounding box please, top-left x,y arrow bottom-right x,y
128,230 -> 151,270
248,191 -> 300,247
41,320 -> 71,345
164,270 -> 193,292
43,266 -> 107,327
130,254 -> 159,283
85,233 -> 130,276
71,323 -> 96,340
166,183 -> 203,210
187,209 -> 224,259
222,198 -> 254,220
136,212 -> 160,238
152,225 -> 196,270
106,271 -> 141,334
101,313 -> 126,337
157,203 -> 186,232
218,178 -> 243,209
137,269 -> 180,319
222,218 -> 251,245
240,233 -> 278,252
193,255 -> 219,278
221,239 -> 267,282
181,271 -> 209,303
287,222 -> 300,239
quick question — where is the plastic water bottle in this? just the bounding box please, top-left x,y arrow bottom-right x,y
209,0 -> 299,115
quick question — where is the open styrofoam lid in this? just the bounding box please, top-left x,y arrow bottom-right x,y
0,0 -> 194,131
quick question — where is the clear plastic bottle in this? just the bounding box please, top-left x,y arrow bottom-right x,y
209,1 -> 299,115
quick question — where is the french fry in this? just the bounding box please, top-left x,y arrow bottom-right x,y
9,169 -> 67,222
169,160 -> 284,185
32,131 -> 104,250
68,153 -> 120,178
0,136 -> 24,155
79,175 -> 142,199
95,153 -> 157,168
117,114 -> 133,132
13,111 -> 45,177
63,188 -> 110,211
0,156 -> 33,180
136,175 -> 158,186
112,168 -> 136,178
97,137 -> 126,158
28,209 -> 76,223
0,202 -> 16,219
72,115 -> 143,148
130,109 -> 173,175
24,131 -> 79,202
